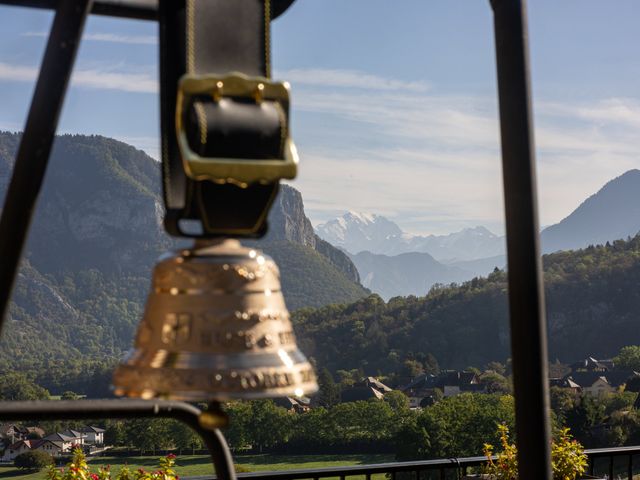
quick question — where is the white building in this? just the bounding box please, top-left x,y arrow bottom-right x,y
80,426 -> 105,445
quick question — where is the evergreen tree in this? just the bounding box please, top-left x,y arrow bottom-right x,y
317,368 -> 340,408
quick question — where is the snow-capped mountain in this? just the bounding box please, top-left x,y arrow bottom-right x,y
315,211 -> 403,253
316,212 -> 506,262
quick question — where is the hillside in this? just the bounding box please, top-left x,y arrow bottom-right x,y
541,169 -> 640,253
294,235 -> 640,375
350,250 -> 472,300
0,132 -> 367,388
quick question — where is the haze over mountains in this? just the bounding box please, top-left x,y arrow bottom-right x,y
316,169 -> 640,299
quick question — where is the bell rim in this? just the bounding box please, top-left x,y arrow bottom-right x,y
112,382 -> 319,402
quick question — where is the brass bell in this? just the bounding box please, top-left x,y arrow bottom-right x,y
112,239 -> 318,401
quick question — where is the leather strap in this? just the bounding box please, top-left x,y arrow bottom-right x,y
160,0 -> 293,238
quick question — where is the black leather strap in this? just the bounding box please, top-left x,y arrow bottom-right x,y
159,0 -> 294,238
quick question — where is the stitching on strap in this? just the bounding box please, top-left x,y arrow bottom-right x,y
194,102 -> 208,145
186,0 -> 196,73
265,0 -> 271,78
274,101 -> 287,156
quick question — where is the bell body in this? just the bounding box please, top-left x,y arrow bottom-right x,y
113,239 -> 317,401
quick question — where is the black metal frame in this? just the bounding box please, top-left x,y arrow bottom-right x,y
0,2 -> 549,480
185,447 -> 640,480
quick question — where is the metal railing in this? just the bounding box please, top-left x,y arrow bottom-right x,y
181,447 -> 640,480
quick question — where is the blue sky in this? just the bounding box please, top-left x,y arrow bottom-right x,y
0,1 -> 639,235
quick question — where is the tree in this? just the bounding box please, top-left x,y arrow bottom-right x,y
486,361 -> 506,376
550,386 -> 578,425
316,368 -> 340,408
565,395 -> 606,447
394,422 -> 430,461
625,376 -> 640,393
479,372 -> 511,394
417,393 -> 515,458
384,390 -> 410,412
14,450 -> 53,471
401,360 -> 424,379
246,400 -> 293,452
104,420 -> 126,446
168,420 -> 203,452
0,372 -> 49,400
615,346 -> 640,371
225,401 -> 252,450
121,419 -> 173,453
61,391 -> 79,400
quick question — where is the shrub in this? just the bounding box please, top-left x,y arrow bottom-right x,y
14,450 -> 54,471
47,448 -> 179,480
483,425 -> 587,480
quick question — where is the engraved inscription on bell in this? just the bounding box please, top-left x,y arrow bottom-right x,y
161,313 -> 192,345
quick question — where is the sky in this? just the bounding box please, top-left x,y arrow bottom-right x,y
0,1 -> 639,236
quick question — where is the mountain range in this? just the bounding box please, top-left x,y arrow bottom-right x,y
1,130 -> 639,393
317,169 -> 640,299
316,212 -> 505,261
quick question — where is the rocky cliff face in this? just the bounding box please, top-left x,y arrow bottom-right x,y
264,185 -> 317,247
262,184 -> 361,284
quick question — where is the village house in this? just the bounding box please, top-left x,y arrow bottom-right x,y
401,370 -> 486,408
1,439 -> 36,462
341,377 -> 393,403
44,431 -> 85,451
36,439 -> 66,457
80,426 -> 105,446
1,425 -> 105,462
0,424 -> 29,447
274,396 -> 311,413
570,356 -> 615,373
551,355 -> 640,396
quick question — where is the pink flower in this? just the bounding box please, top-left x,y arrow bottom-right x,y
167,454 -> 176,460
90,474 -> 99,480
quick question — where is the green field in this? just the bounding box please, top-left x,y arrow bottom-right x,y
0,453 -> 394,480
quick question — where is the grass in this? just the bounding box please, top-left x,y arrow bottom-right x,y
0,453 -> 395,480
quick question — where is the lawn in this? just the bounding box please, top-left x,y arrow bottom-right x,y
0,453 -> 394,480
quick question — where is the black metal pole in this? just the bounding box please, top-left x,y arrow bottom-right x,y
0,0 -> 91,329
489,2 -> 551,480
0,399 -> 237,480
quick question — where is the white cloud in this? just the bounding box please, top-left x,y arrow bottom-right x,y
0,62 -> 157,93
23,31 -> 157,45
1,60 -> 636,236
283,71 -> 640,233
278,68 -> 429,93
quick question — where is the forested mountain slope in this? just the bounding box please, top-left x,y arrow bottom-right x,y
294,236 -> 640,374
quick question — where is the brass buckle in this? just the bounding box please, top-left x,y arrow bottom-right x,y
176,72 -> 299,187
